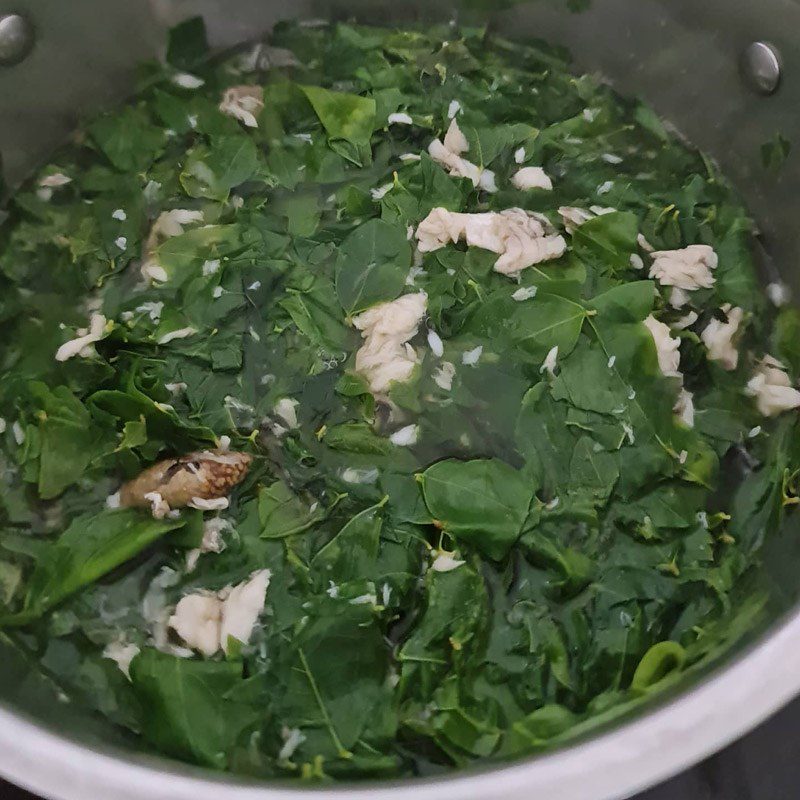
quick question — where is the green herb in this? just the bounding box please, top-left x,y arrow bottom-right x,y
0,16 -> 796,783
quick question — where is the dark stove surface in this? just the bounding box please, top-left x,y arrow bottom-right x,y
4,696 -> 799,800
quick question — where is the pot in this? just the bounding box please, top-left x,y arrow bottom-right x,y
1,2 -> 799,798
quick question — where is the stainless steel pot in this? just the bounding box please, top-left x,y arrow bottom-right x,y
2,2 -> 800,798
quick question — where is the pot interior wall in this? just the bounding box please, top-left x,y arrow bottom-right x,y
1,0 -> 800,776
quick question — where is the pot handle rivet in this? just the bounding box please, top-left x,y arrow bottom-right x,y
741,41 -> 782,95
0,13 -> 35,67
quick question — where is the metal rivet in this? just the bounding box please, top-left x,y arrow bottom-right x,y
741,41 -> 782,95
0,13 -> 35,67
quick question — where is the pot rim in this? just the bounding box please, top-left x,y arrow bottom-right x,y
1,607 -> 799,800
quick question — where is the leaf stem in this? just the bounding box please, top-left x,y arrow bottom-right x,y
297,647 -> 352,758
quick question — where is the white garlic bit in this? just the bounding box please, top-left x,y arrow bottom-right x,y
540,345 -> 559,378
701,305 -> 744,371
352,293 -> 427,396
669,287 -> 692,309
511,166 -> 553,191
39,172 -> 72,188
461,346 -> 483,367
427,329 -> 444,357
643,315 -> 682,378
171,72 -> 205,89
746,356 -> 800,417
55,313 -> 108,362
219,84 -> 264,128
370,182 -> 394,201
648,244 -> 718,292
390,424 -> 419,447
388,111 -> 413,125
157,327 -> 197,345
416,207 -> 566,276
278,727 -> 307,761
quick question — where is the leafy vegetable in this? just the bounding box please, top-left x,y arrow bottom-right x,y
0,16 -> 794,784
300,85 -> 376,165
180,135 -> 260,201
335,219 -> 411,315
258,481 -> 326,539
3,510 -> 185,624
130,650 -> 259,768
419,459 -> 534,560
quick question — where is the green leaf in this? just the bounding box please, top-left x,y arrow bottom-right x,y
88,107 -> 166,173
258,481 -> 326,539
5,509 -> 185,624
630,641 -> 686,692
281,288 -> 353,354
130,649 -> 258,769
516,383 -> 575,493
180,135 -> 259,201
381,155 -> 466,224
371,87 -> 404,126
26,382 -> 115,499
419,459 -> 534,560
156,224 -> 252,284
551,343 -> 631,415
713,212 -> 759,311
502,705 -> 577,756
571,211 -> 639,271
381,472 -> 432,525
400,562 -> 488,665
466,122 -> 538,167
466,289 -> 586,364
312,502 -> 383,582
335,219 -> 411,315
773,307 -> 800,377
324,422 -> 392,455
300,85 -> 376,165
273,192 -> 321,237
589,281 -> 655,323
116,419 -> 147,451
569,436 -> 619,502
278,607 -> 391,752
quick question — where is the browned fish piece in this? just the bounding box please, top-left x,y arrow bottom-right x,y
120,450 -> 252,511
